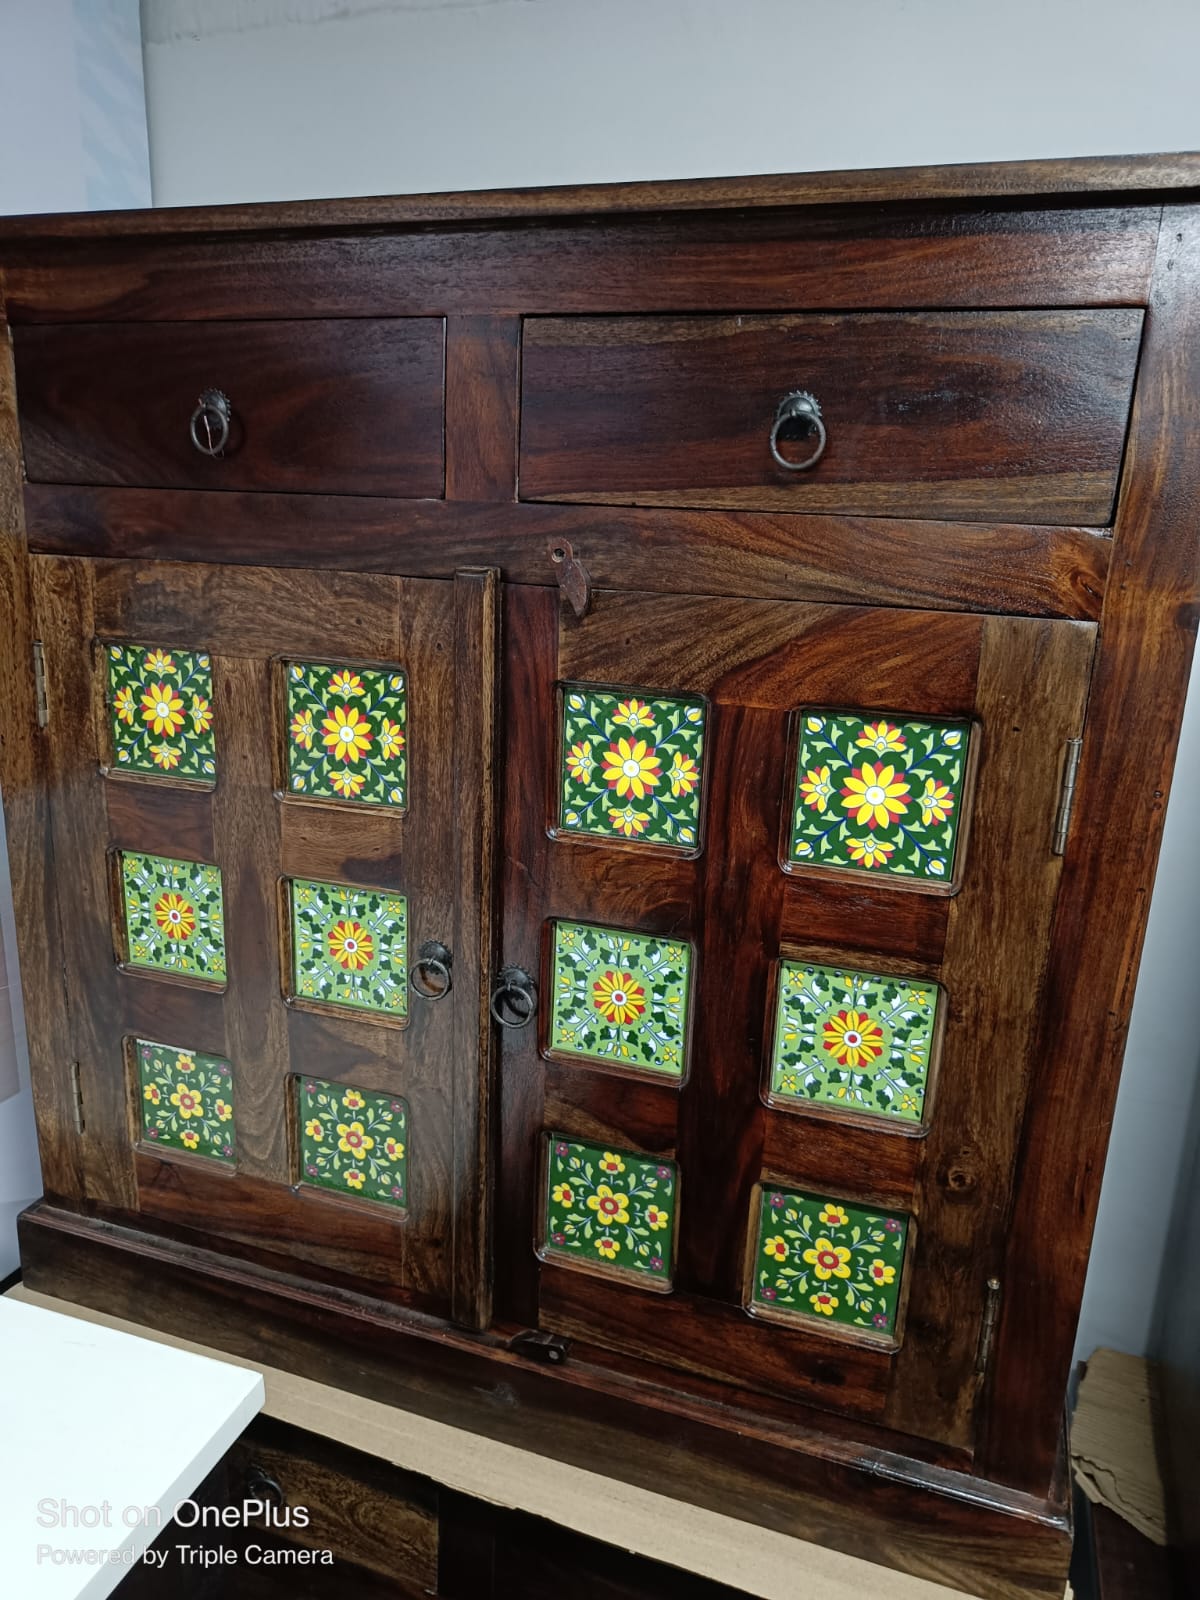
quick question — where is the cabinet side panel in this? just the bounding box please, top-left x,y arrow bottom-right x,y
984,206 -> 1200,1491
0,317 -> 82,1200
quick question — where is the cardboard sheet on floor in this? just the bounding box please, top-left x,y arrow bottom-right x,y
1072,1347 -> 1168,1546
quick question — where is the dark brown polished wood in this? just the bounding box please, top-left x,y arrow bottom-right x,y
4,156 -> 1199,1600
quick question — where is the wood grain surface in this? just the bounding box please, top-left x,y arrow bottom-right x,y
14,319 -> 445,496
520,311 -> 1143,524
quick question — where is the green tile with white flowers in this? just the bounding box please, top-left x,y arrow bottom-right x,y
119,852 -> 226,981
135,1038 -> 234,1163
769,960 -> 940,1124
298,1076 -> 408,1208
549,921 -> 691,1078
106,643 -> 216,782
558,686 -> 706,849
543,1137 -> 677,1286
788,712 -> 970,881
285,661 -> 407,808
289,878 -> 408,1017
752,1186 -> 908,1338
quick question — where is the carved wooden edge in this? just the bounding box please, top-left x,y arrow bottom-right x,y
980,205 -> 1200,1491
450,569 -> 500,1330
22,487 -> 1111,624
0,152 -> 1198,240
0,292 -> 83,1200
18,1201 -> 1072,1600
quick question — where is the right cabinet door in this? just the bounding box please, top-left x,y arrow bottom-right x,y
498,586 -> 1096,1453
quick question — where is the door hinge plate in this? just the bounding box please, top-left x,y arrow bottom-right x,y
975,1277 -> 1002,1373
70,1060 -> 85,1135
32,640 -> 49,728
1052,737 -> 1083,855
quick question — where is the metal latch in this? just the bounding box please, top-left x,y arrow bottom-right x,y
508,1329 -> 571,1365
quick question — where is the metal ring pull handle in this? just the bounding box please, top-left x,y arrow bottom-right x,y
769,389 -> 827,472
189,388 -> 232,457
409,939 -> 453,1001
490,965 -> 537,1029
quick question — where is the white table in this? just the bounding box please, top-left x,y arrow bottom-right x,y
0,1295 -> 263,1599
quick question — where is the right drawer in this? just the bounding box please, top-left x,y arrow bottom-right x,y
519,310 -> 1143,524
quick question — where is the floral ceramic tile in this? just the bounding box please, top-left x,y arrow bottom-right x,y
543,1136 -> 677,1287
289,878 -> 408,1018
119,852 -> 226,981
751,1187 -> 908,1338
558,686 -> 706,850
285,661 -> 407,808
297,1077 -> 408,1208
549,921 -> 692,1079
769,961 -> 940,1124
135,1038 -> 234,1162
788,712 -> 970,882
106,643 -> 216,782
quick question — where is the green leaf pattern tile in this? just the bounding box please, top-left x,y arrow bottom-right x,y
136,1039 -> 234,1162
544,1136 -> 677,1286
788,712 -> 970,881
286,661 -> 408,807
770,961 -> 940,1124
298,1077 -> 408,1208
558,686 -> 706,849
106,643 -> 216,782
290,878 -> 408,1017
752,1186 -> 908,1337
120,852 -> 226,981
549,921 -> 692,1078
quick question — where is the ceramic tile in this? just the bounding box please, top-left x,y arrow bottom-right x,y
558,686 -> 706,850
119,852 -> 226,981
788,712 -> 970,881
543,1136 -> 676,1286
549,921 -> 692,1079
297,1076 -> 408,1208
751,1186 -> 908,1338
135,1038 -> 234,1163
285,660 -> 407,808
289,878 -> 408,1017
769,961 -> 940,1124
106,643 -> 216,782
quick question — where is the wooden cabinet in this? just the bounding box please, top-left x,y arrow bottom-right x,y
3,155 -> 1199,1600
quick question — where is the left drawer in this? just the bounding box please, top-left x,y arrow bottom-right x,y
13,319 -> 445,496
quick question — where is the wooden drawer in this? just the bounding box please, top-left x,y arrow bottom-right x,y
13,319 -> 445,496
519,310 -> 1142,524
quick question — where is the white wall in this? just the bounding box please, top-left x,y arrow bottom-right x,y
143,0 -> 1200,204
39,0 -> 1200,1361
0,0 -> 150,1274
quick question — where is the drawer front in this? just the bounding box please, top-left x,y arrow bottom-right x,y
14,319 -> 444,496
519,310 -> 1142,524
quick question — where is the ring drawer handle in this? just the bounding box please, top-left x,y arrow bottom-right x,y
189,388 -> 232,456
490,966 -> 537,1029
769,390 -> 827,472
409,939 -> 453,1001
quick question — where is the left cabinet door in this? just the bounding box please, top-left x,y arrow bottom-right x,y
31,556 -> 499,1329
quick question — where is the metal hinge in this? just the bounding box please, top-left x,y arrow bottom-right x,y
69,1061 -> 85,1135
32,640 -> 49,728
975,1277 -> 1002,1373
1052,737 -> 1083,855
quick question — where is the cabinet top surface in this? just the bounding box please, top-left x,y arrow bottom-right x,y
1,151 -> 1199,244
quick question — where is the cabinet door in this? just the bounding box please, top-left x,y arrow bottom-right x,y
33,557 -> 497,1329
497,585 -> 1094,1451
